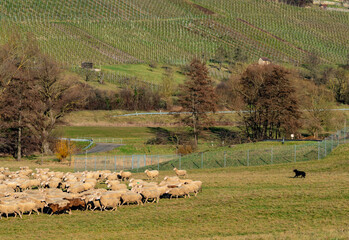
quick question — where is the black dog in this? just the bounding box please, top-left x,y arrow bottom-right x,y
293,169 -> 306,178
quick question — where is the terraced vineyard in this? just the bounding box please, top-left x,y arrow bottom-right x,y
0,0 -> 348,66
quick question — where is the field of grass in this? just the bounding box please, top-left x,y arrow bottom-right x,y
0,142 -> 348,239
102,64 -> 186,85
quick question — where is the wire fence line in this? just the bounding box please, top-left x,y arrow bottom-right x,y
113,108 -> 349,117
72,128 -> 348,172
72,154 -> 177,172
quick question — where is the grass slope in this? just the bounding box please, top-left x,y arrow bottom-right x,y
1,0 -> 348,68
0,144 -> 348,239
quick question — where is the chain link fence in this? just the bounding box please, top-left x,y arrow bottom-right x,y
72,128 -> 348,172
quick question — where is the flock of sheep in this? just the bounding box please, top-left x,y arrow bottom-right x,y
0,166 -> 202,218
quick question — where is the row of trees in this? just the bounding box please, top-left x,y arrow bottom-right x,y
1,34 -> 346,158
178,58 -> 346,144
0,34 -> 87,160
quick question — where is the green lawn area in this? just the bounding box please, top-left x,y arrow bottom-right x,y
102,64 -> 186,85
0,143 -> 348,239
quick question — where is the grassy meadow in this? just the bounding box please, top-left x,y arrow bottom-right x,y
0,143 -> 348,239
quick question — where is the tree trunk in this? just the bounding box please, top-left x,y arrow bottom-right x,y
17,126 -> 22,161
42,129 -> 52,155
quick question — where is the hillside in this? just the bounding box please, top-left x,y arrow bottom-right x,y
1,0 -> 348,68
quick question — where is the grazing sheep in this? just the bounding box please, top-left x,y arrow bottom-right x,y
119,171 -> 132,181
182,183 -> 200,197
121,192 -> 143,205
106,173 -> 120,181
191,181 -> 202,193
105,180 -> 120,186
96,195 -> 120,211
82,182 -> 95,191
64,197 -> 86,211
166,186 -> 189,199
139,189 -> 160,203
173,168 -> 187,178
0,203 -> 22,219
108,184 -> 127,191
18,201 -> 40,216
128,179 -> 145,188
144,170 -> 159,180
67,184 -> 85,194
47,200 -> 71,216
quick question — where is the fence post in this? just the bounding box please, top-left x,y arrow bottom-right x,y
179,154 -> 181,169
151,155 -> 153,166
94,157 -> 96,171
318,141 -> 320,160
144,155 -> 146,167
123,155 -> 125,170
137,156 -> 140,172
331,135 -> 333,151
294,145 -> 297,163
325,140 -> 327,156
247,150 -> 250,166
344,127 -> 346,144
271,148 -> 273,164
114,156 -> 117,172
85,153 -> 87,171
131,155 -> 134,169
224,151 -> 226,167
104,156 -> 107,170
157,155 -> 160,170
74,156 -> 76,172
337,134 -> 339,146
201,152 -> 204,169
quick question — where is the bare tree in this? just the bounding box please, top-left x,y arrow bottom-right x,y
238,64 -> 301,140
178,58 -> 217,145
0,34 -> 41,160
31,55 -> 87,154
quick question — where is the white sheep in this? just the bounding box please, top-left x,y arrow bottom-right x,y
119,171 -> 132,181
0,203 -> 22,219
139,188 -> 160,203
173,168 -> 187,178
109,184 -> 127,191
121,192 -> 143,205
166,185 -> 189,199
18,201 -> 40,216
144,170 -> 159,180
96,195 -> 120,211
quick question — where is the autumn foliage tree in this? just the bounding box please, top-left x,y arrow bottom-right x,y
55,139 -> 76,163
238,64 -> 301,140
178,59 -> 217,145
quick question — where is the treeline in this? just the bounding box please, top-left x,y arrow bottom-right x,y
1,34 -> 349,158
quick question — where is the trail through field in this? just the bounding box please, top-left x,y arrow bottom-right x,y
82,143 -> 123,154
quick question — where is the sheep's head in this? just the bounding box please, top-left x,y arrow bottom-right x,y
144,170 -> 148,173
173,168 -> 177,171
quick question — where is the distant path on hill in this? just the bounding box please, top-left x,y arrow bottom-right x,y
80,143 -> 124,154
326,8 -> 349,13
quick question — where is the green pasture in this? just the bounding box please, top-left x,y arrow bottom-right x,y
0,143 -> 348,239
